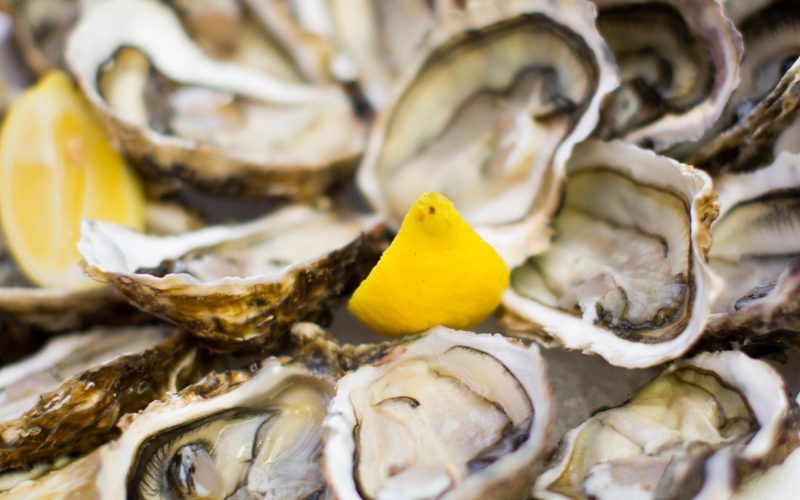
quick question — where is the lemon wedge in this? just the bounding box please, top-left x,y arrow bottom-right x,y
0,71 -> 145,290
349,192 -> 509,336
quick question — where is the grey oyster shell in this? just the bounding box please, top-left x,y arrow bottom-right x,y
357,0 -> 619,265
323,326 -> 553,500
502,140 -> 720,368
534,350 -> 794,499
593,0 -> 742,152
65,0 -> 365,199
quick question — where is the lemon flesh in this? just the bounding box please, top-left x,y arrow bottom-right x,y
0,71 -> 145,290
349,192 -> 509,336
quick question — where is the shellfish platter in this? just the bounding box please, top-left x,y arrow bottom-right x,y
0,0 -> 800,499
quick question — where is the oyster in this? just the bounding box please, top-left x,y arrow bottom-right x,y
300,0 -> 457,109
0,452 -> 100,499
705,152 -> 800,344
95,359 -> 334,499
593,0 -> 742,151
0,327 -> 200,485
357,0 -> 619,264
687,0 -> 800,173
79,206 -> 387,348
323,326 -> 553,499
167,0 -> 337,85
65,0 -> 365,199
535,351 -> 793,499
502,140 -> 720,368
9,0 -> 86,74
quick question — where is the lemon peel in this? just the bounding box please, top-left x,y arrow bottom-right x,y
349,192 -> 509,336
0,71 -> 145,290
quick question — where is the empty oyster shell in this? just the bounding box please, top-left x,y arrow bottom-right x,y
323,326 -> 553,500
534,351 -> 793,499
687,0 -> 800,173
593,0 -> 742,151
357,0 -> 619,265
705,152 -> 800,344
0,327 -> 199,482
502,140 -> 720,368
96,359 -> 334,499
79,206 -> 387,348
65,0 -> 365,199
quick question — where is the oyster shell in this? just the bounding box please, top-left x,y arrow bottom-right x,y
687,0 -> 800,173
302,0 -> 457,109
65,0 -> 365,199
357,0 -> 619,265
0,199 -> 201,363
593,0 -> 742,151
95,359 -> 334,499
0,327 -> 200,483
501,140 -> 720,368
78,206 -> 387,348
705,152 -> 800,344
9,0 -> 85,74
167,0 -> 338,85
323,326 -> 553,500
534,351 -> 793,499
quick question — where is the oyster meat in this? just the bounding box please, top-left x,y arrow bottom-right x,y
705,152 -> 800,344
594,0 -> 742,152
323,326 -> 553,499
535,351 -> 793,499
0,327 -> 199,486
79,206 -> 387,347
65,0 -> 365,198
502,140 -> 720,367
357,0 -> 619,264
95,359 -> 334,499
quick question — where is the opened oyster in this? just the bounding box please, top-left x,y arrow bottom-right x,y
594,0 -> 742,152
95,358 -> 334,499
65,0 -> 365,199
296,0 -> 456,109
323,326 -> 552,499
357,0 -> 619,264
535,351 -> 793,499
9,0 -> 84,74
79,206 -> 386,347
0,326 -> 199,488
165,0 -> 343,87
502,140 -> 720,368
705,152 -> 800,344
687,0 -> 800,172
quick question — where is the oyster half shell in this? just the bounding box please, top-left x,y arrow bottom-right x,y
593,0 -> 742,151
79,206 -> 387,348
502,140 -> 720,368
535,351 -> 793,499
705,152 -> 800,344
357,0 -> 619,265
0,327 -> 198,479
687,0 -> 800,173
96,359 -> 334,499
65,0 -> 365,199
323,326 -> 553,500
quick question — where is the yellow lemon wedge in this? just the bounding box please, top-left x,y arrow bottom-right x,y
0,71 -> 145,290
349,192 -> 509,336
